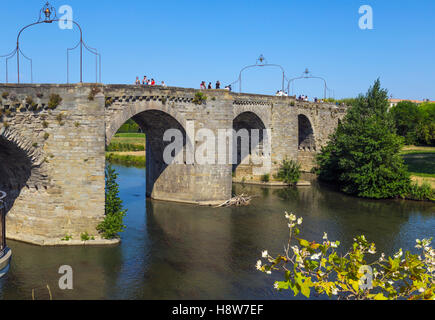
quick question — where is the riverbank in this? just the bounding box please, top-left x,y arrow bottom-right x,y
402,145 -> 435,189
106,152 -> 146,168
106,133 -> 146,167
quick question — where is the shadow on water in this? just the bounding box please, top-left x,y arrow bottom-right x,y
0,165 -> 434,299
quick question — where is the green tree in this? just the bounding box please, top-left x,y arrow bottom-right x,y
415,102 -> 435,146
118,119 -> 141,133
316,79 -> 411,199
390,101 -> 421,144
97,164 -> 127,239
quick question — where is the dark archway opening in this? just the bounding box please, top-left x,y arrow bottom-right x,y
298,115 -> 315,151
232,112 -> 266,179
0,136 -> 33,213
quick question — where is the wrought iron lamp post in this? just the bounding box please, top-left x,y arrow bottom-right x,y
0,2 -> 101,84
231,55 -> 287,93
287,68 -> 329,100
0,190 -> 11,279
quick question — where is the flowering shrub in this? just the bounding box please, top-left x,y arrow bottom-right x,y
257,212 -> 434,300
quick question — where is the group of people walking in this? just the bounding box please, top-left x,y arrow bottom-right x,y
296,94 -> 324,103
200,81 -> 221,90
135,76 -> 167,87
200,81 -> 232,91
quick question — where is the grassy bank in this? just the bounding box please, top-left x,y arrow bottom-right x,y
110,133 -> 146,149
106,152 -> 146,168
402,146 -> 435,189
106,133 -> 146,167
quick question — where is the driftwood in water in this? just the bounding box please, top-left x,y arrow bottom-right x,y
215,194 -> 252,207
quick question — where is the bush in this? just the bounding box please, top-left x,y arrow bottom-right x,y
261,174 -> 270,183
48,94 -> 62,109
97,164 -> 127,239
275,159 -> 301,185
80,232 -> 92,241
192,92 -> 207,105
61,234 -> 72,241
406,182 -> 434,201
316,79 -> 411,199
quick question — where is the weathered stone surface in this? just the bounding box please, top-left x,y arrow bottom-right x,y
0,84 -> 346,244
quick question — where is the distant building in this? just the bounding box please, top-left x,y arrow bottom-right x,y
389,98 -> 435,108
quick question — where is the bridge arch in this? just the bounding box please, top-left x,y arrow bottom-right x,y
0,127 -> 48,212
105,100 -> 191,200
232,111 -> 267,178
297,114 -> 316,151
105,101 -> 187,146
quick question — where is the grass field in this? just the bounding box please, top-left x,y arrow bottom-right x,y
111,133 -> 146,147
402,146 -> 435,188
106,133 -> 146,167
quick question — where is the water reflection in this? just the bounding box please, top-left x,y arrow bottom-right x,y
0,166 -> 433,300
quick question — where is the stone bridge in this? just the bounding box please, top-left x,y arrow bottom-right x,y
0,84 -> 346,245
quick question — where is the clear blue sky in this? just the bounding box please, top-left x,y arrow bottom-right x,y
1,0 -> 434,99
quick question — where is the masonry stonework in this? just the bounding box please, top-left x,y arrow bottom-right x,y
0,84 -> 346,245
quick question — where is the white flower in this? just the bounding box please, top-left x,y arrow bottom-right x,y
418,288 -> 425,293
297,217 -> 303,225
323,233 -> 328,240
368,248 -> 376,254
274,282 -> 279,290
266,271 -> 272,275
262,250 -> 268,258
379,253 -> 385,262
311,253 -> 321,260
394,249 -> 403,259
331,288 -> 338,295
285,213 -> 296,221
256,260 -> 262,270
331,242 -> 338,248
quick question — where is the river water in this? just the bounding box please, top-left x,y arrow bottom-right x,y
0,165 -> 434,300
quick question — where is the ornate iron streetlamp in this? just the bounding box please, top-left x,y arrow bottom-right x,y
287,68 -> 329,100
231,55 -> 287,93
0,190 -> 11,279
0,2 -> 101,84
